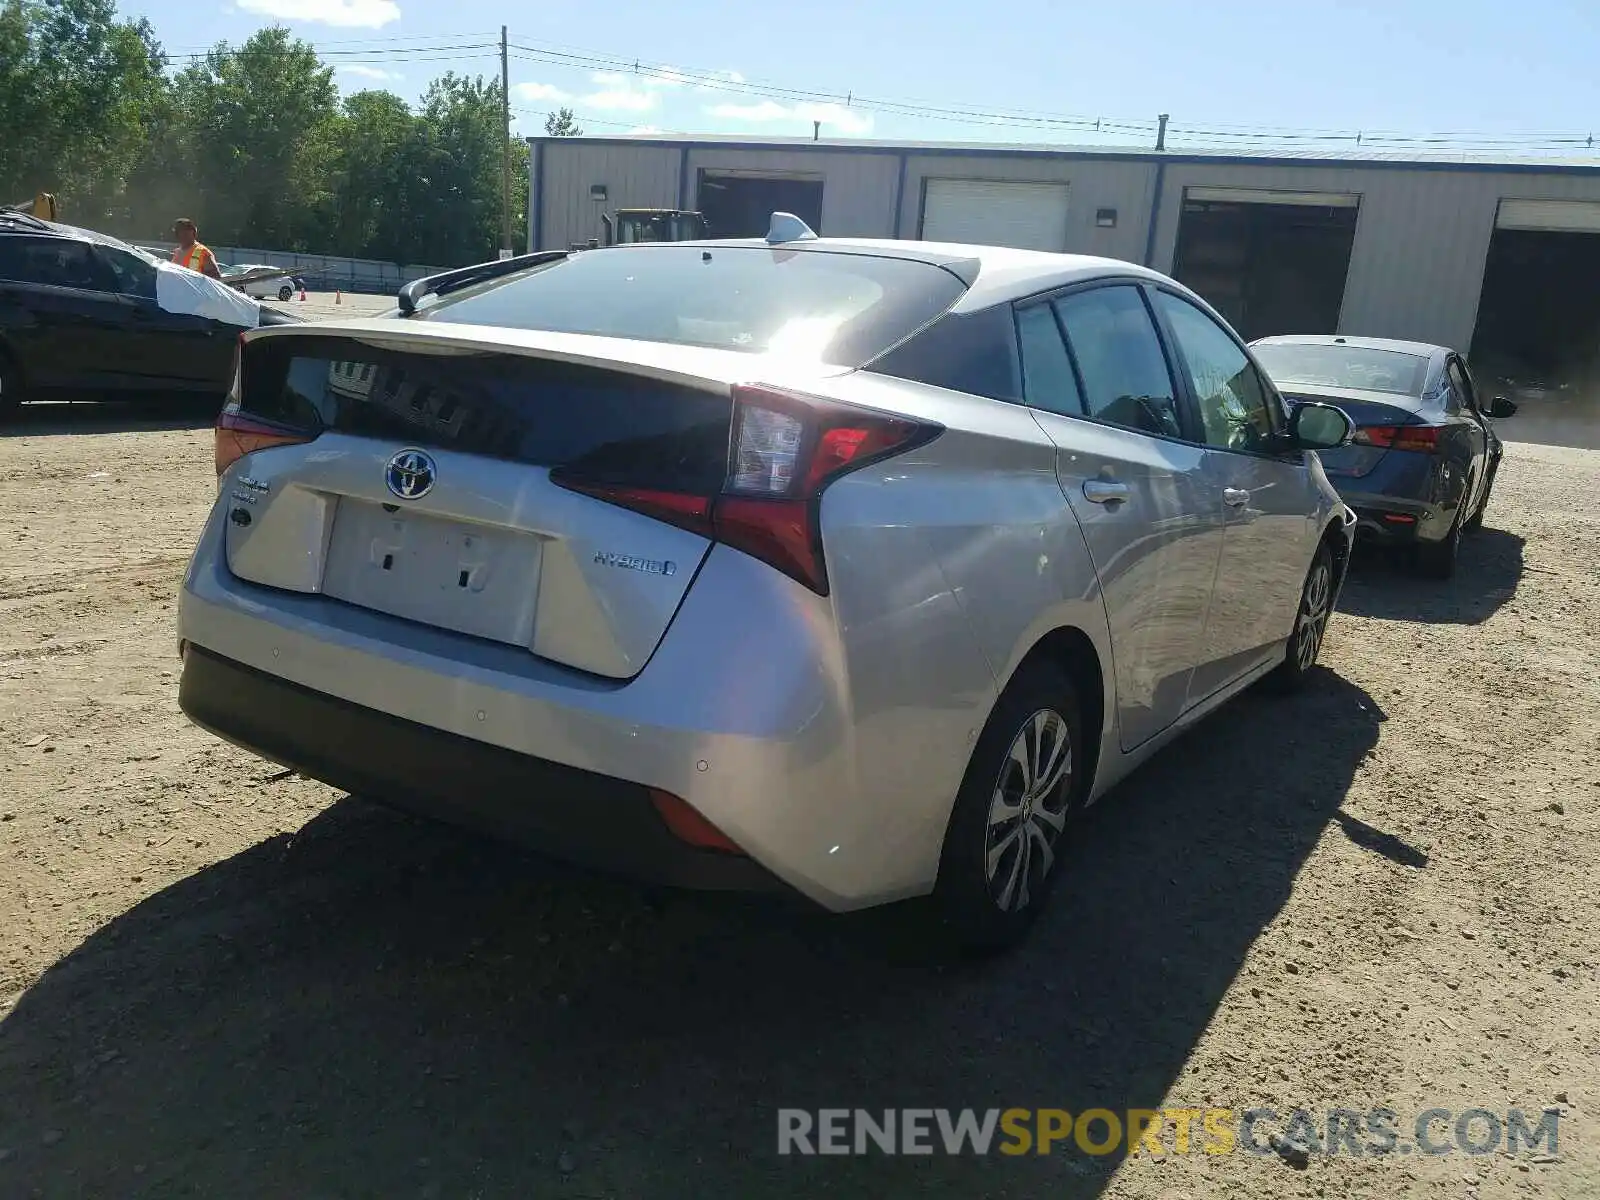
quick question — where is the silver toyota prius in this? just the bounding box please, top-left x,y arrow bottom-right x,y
178,217 -> 1357,951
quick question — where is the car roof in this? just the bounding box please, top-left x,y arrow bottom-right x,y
0,214 -> 144,256
619,237 -> 1172,312
1251,333 -> 1452,361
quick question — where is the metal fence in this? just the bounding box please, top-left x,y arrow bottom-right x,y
141,243 -> 451,295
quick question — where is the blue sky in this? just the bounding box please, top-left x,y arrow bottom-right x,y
131,0 -> 1600,153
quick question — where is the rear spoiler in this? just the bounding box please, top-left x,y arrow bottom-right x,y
397,250 -> 567,316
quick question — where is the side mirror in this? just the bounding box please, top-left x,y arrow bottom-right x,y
1288,400 -> 1354,451
1488,396 -> 1518,418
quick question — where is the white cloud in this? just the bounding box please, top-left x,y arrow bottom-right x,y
694,69 -> 746,94
340,64 -> 400,81
594,68 -> 687,91
514,81 -> 570,102
708,99 -> 872,137
581,72 -> 659,113
236,0 -> 401,27
627,125 -> 665,136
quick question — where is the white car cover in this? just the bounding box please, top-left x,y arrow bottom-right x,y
153,258 -> 261,328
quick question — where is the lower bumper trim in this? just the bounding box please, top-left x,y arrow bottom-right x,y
178,643 -> 791,895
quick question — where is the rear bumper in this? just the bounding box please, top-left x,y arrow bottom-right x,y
1338,491 -> 1451,544
175,501 -> 993,913
179,644 -> 789,895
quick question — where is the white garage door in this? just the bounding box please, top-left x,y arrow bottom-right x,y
921,180 -> 1070,251
1496,199 -> 1600,233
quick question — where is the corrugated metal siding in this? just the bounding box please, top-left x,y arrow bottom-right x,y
901,155 -> 1155,263
685,148 -> 902,236
531,138 -> 1600,352
1149,162 -> 1600,349
538,141 -> 682,250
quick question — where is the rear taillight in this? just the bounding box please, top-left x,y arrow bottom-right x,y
553,384 -> 938,594
648,788 -> 744,855
214,333 -> 313,477
1353,424 -> 1441,454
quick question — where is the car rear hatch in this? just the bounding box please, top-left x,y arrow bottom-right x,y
1281,386 -> 1435,478
216,322 -> 854,680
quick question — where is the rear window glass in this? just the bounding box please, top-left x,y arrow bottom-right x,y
1253,343 -> 1428,396
240,336 -> 732,489
416,245 -> 967,368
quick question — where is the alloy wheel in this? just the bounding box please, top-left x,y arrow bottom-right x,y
1295,559 -> 1333,672
983,708 -> 1072,912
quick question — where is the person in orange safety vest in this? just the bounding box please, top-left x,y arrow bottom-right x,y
170,218 -> 221,280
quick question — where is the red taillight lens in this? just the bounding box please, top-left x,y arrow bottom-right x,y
214,411 -> 313,477
1353,424 -> 1441,453
554,481 -> 714,537
214,334 -> 313,477
648,788 -> 744,855
552,383 -> 938,595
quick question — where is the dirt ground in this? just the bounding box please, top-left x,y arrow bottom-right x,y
1,404 -> 1597,1200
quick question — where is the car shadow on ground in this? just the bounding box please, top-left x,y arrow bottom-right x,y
3,396 -> 216,436
0,672 -> 1392,1199
1335,526 -> 1526,625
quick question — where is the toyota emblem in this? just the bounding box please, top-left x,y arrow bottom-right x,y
385,448 -> 437,500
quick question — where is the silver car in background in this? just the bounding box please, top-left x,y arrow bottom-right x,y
178,220 -> 1356,951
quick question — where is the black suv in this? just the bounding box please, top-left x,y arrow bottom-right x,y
0,212 -> 301,417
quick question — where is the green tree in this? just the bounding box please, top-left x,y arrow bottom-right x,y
544,106 -> 582,137
323,88 -> 421,261
162,26 -> 338,248
396,72 -> 509,264
0,0 -> 167,221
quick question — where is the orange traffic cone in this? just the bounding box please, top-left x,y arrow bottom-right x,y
335,290 -> 342,305
298,286 -> 307,301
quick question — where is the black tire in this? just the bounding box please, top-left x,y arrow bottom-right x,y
1464,460 -> 1497,532
933,662 -> 1085,955
1268,542 -> 1335,693
0,352 -> 21,419
277,283 -> 294,301
1416,489 -> 1468,580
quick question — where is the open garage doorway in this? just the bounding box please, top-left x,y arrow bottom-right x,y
1171,188 -> 1360,342
1470,200 -> 1600,425
696,171 -> 824,239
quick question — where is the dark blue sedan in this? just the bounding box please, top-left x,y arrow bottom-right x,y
1251,335 -> 1518,579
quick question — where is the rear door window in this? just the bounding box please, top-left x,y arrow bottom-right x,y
1053,286 -> 1184,439
0,237 -> 106,290
420,245 -> 968,369
1014,302 -> 1085,417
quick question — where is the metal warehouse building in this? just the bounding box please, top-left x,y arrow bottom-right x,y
527,133 -> 1600,392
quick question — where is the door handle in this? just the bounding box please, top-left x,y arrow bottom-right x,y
1082,479 -> 1130,505
1222,487 -> 1251,508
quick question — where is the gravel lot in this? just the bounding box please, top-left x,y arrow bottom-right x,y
0,408 -> 1596,1199
266,290 -> 394,321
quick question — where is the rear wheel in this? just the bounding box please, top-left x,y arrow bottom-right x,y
933,662 -> 1083,955
1416,487 -> 1469,579
1268,543 -> 1335,692
277,283 -> 294,301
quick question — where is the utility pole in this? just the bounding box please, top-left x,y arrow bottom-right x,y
499,25 -> 513,258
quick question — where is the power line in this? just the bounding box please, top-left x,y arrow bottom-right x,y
503,34 -> 1599,155
145,28 -> 1600,157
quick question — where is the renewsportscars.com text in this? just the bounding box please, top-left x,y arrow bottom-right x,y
777,1106 -> 1561,1158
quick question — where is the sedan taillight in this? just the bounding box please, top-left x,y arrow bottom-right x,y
553,384 -> 940,595
214,333 -> 314,477
1353,424 -> 1442,454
